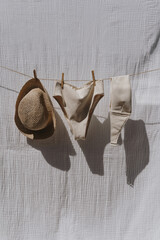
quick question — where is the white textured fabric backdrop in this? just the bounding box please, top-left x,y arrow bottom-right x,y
0,1 -> 160,239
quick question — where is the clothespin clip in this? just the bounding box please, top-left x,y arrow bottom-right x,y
91,70 -> 96,86
61,72 -> 64,89
33,69 -> 38,79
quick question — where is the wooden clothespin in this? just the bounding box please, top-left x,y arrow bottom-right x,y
91,70 -> 96,86
61,72 -> 64,89
33,69 -> 38,79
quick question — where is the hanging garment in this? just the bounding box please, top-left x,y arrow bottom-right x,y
110,75 -> 132,145
54,79 -> 104,140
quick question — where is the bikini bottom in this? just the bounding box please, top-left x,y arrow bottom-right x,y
54,80 -> 104,140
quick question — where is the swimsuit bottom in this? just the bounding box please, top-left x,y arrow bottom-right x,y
54,80 -> 104,140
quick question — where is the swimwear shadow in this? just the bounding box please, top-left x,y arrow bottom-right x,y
27,111 -> 76,171
78,115 -> 110,176
124,119 -> 149,186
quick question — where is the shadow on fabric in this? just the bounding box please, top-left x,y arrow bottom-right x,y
78,115 -> 110,176
124,119 -> 149,186
27,111 -> 76,171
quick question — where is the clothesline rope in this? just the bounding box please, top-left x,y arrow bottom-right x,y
1,65 -> 160,82
0,66 -> 32,78
0,83 -> 159,125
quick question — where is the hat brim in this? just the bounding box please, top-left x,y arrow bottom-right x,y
15,77 -> 56,140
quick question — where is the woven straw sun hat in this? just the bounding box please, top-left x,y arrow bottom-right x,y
15,70 -> 56,139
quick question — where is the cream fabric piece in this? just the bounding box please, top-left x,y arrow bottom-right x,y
54,80 -> 104,140
110,75 -> 131,145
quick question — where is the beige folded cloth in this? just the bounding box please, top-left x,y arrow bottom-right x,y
110,75 -> 131,145
54,80 -> 104,140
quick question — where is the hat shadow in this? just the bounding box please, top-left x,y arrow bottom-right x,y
27,111 -> 76,171
78,115 -> 110,176
124,119 -> 150,186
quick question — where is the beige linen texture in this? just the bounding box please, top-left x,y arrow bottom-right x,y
110,75 -> 131,145
1,0 -> 160,240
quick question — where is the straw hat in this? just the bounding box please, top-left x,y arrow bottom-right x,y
15,70 -> 56,139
